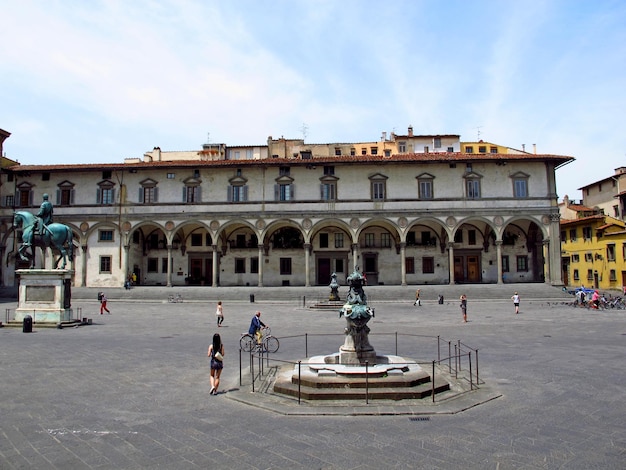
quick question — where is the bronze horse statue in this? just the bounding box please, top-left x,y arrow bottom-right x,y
13,211 -> 74,269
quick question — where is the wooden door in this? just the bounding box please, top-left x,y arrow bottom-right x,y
317,258 -> 331,285
454,256 -> 464,282
467,256 -> 480,282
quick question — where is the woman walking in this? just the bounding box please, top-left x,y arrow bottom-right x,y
208,333 -> 224,395
460,294 -> 467,323
215,301 -> 224,327
511,292 -> 520,314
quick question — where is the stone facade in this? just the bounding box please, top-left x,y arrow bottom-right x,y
0,131 -> 572,288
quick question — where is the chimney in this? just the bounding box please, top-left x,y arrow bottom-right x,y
533,143 -> 536,154
381,131 -> 387,141
522,144 -> 526,152
408,125 -> 413,137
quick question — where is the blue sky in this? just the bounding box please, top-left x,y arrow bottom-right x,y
1,0 -> 625,200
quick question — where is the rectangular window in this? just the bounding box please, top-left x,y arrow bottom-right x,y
573,269 -> 579,280
334,233 -> 344,248
447,147 -> 454,152
230,185 -> 248,202
418,180 -> 433,199
167,173 -> 175,179
465,146 -> 474,153
582,227 -> 592,240
569,228 -> 577,241
334,148 -> 341,156
405,257 -> 415,274
421,232 -> 432,245
162,257 -> 168,273
277,184 -> 293,201
516,256 -> 528,272
147,258 -> 158,273
607,244 -> 616,261
279,166 -> 290,176
514,179 -> 528,198
561,230 -> 566,242
467,180 -> 481,199
454,230 -> 463,243
236,234 -> 246,248
365,233 -> 375,248
424,146 -> 429,153
100,188 -> 114,205
4,195 -> 14,207
422,257 -> 434,274
623,243 -> 626,260
321,183 -> 336,201
572,254 -> 580,263
235,258 -> 246,273
490,146 -> 498,153
185,186 -> 200,203
99,256 -> 112,274
381,233 -> 391,248
250,257 -> 259,274
60,189 -> 72,206
99,230 -> 114,242
609,269 -> 617,281
246,149 -> 253,159
468,230 -> 476,245
585,253 -> 593,262
434,138 -> 441,149
361,148 -> 367,155
335,259 -> 344,273
587,269 -> 593,280
370,147 -> 378,155
191,234 -> 203,246
398,142 -> 406,153
143,187 -> 156,204
350,148 -> 356,156
372,181 -> 385,200
323,166 -> 335,175
319,233 -> 329,248
502,255 -> 509,272
478,146 -> 487,153
280,258 -> 292,275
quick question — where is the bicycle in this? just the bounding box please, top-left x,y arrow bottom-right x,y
240,327 -> 279,353
168,293 -> 183,303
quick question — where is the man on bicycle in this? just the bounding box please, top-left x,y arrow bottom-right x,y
249,311 -> 267,345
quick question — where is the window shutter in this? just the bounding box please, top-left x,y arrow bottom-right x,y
96,189 -> 101,204
111,188 -> 116,203
29,191 -> 34,206
243,185 -> 248,201
320,184 -> 324,200
70,190 -> 75,204
290,184 -> 294,200
227,187 -> 232,202
274,184 -> 279,201
56,190 -> 61,204
182,187 -> 187,202
138,188 -> 143,203
196,186 -> 201,202
153,187 -> 158,202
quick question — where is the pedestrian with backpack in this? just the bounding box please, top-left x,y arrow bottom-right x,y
99,292 -> 110,315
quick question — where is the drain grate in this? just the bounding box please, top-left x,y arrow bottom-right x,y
409,417 -> 430,422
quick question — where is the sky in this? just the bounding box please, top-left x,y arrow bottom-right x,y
1,0 -> 625,201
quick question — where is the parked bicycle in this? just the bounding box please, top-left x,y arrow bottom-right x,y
240,327 -> 279,353
168,293 -> 183,303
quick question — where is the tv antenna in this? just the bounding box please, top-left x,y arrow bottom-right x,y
475,126 -> 483,140
206,132 -> 211,144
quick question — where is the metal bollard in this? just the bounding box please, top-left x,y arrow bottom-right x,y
23,315 -> 33,333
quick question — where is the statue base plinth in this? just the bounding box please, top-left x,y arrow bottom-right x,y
339,349 -> 378,365
16,269 -> 74,324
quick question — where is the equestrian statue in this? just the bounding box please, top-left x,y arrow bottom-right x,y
13,194 -> 74,269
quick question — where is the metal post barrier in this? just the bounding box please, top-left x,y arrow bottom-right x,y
239,349 -> 243,386
437,336 -> 440,363
303,296 -> 306,308
305,333 -> 308,358
365,361 -> 369,404
475,349 -> 480,384
454,344 -> 458,379
432,360 -> 436,403
251,350 -> 255,392
457,340 -> 462,371
395,332 -> 398,356
448,341 -> 452,373
298,361 -> 301,405
468,352 -> 473,390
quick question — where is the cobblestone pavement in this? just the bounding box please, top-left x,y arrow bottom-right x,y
0,285 -> 625,469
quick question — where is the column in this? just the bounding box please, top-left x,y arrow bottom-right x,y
543,240 -> 551,284
304,243 -> 311,287
257,245 -> 264,287
400,242 -> 407,286
166,245 -> 172,287
212,245 -> 219,287
122,242 -> 130,285
548,213 -> 562,285
351,243 -> 359,272
448,243 -> 455,285
81,245 -> 88,287
496,240 -> 503,284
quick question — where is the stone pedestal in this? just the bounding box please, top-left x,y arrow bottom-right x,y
15,269 -> 74,324
339,317 -> 377,365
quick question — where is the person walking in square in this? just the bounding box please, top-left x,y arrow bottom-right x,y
460,294 -> 467,322
414,289 -> 421,306
511,292 -> 520,314
215,301 -> 224,327
208,333 -> 224,395
100,292 -> 110,315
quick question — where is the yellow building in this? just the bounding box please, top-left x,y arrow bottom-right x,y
559,195 -> 626,290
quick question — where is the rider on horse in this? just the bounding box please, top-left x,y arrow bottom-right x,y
36,193 -> 53,235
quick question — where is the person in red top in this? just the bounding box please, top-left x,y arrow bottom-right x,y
100,292 -> 111,314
